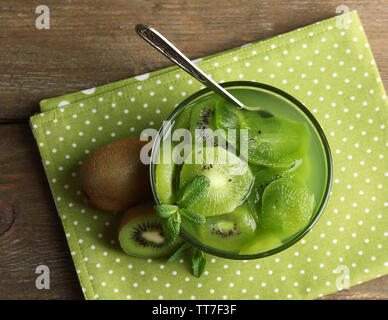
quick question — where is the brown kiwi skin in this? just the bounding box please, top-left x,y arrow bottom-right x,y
80,137 -> 152,212
118,201 -> 156,234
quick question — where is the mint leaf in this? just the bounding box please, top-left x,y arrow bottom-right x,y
192,249 -> 206,278
177,175 -> 210,208
179,208 -> 206,225
167,242 -> 192,264
161,212 -> 181,242
154,204 -> 179,218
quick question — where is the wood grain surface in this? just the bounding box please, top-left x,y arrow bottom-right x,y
0,0 -> 387,299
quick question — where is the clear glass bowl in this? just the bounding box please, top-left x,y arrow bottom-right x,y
150,81 -> 333,260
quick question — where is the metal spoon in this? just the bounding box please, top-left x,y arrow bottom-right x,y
135,24 -> 273,118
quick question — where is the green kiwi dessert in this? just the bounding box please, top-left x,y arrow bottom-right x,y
152,84 -> 331,258
119,201 -> 182,258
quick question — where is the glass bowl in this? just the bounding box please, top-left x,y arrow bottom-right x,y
150,81 -> 333,260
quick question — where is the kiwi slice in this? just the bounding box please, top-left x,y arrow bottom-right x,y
242,116 -> 310,168
118,201 -> 182,258
179,146 -> 253,216
154,143 -> 172,204
155,143 -> 179,205
290,154 -> 310,185
215,100 -> 310,168
189,98 -> 218,145
214,99 -> 250,149
246,165 -> 286,217
260,178 -> 315,238
247,156 -> 311,214
239,231 -> 282,255
174,105 -> 192,130
155,162 -> 177,205
197,205 -> 257,252
215,99 -> 248,131
155,107 -> 191,205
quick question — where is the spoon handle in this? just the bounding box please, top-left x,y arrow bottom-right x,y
135,24 -> 245,109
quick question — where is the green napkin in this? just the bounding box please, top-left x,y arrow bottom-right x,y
30,11 -> 387,300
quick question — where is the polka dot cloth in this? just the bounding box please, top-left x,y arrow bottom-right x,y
30,11 -> 387,300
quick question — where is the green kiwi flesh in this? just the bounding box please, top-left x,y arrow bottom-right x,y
197,205 -> 257,252
119,202 -> 182,258
260,178 -> 315,239
179,146 -> 253,216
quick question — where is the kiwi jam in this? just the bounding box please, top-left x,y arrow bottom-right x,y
153,84 -> 330,258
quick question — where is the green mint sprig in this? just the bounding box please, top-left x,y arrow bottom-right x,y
154,175 -> 210,242
167,243 -> 207,278
154,204 -> 178,218
177,175 -> 210,208
179,208 -> 206,225
161,212 -> 181,242
192,248 -> 206,278
166,242 -> 192,264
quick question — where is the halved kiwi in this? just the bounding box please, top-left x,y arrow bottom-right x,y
118,201 -> 182,258
196,205 -> 257,252
260,178 -> 315,239
179,146 -> 253,216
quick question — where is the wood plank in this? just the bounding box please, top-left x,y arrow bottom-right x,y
0,0 -> 387,119
0,124 -> 386,299
0,124 -> 82,299
321,276 -> 388,299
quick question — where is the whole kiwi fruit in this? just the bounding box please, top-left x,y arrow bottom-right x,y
80,137 -> 152,212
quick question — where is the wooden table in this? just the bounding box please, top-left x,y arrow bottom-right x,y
0,0 -> 387,300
